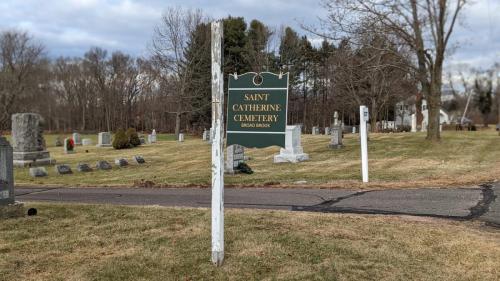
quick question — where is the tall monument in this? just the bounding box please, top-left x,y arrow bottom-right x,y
11,113 -> 54,167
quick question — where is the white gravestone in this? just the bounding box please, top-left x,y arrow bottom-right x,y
274,125 -> 309,163
312,126 -> 319,135
178,133 -> 184,142
324,127 -> 331,136
151,129 -> 157,143
72,133 -> 82,145
352,127 -> 357,134
11,113 -> 54,167
97,132 -> 112,147
202,129 -> 208,141
225,144 -> 245,174
82,138 -> 93,146
411,114 -> 417,132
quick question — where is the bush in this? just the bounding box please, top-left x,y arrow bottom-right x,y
113,129 -> 130,149
126,128 -> 141,147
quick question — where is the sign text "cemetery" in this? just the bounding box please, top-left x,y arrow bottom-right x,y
227,72 -> 288,148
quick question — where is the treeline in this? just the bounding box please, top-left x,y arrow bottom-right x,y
0,7 -> 417,135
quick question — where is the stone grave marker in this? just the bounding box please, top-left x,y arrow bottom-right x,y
96,160 -> 112,170
274,125 -> 309,163
64,138 -> 75,154
82,138 -> 93,146
178,133 -> 184,142
329,126 -> 343,149
29,167 -> 48,177
76,163 -> 92,172
0,137 -> 24,218
72,133 -> 82,145
55,164 -> 73,175
12,113 -> 54,167
55,136 -> 63,147
133,155 -> 145,164
225,144 -> 245,174
114,158 -> 128,167
312,126 -> 319,135
97,132 -> 112,147
324,127 -> 331,136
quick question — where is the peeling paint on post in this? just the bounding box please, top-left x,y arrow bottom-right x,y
211,21 -> 224,266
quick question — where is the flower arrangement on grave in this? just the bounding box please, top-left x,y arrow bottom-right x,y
66,138 -> 75,151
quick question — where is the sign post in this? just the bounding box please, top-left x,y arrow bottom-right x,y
227,72 -> 288,148
211,21 -> 224,266
360,105 -> 369,183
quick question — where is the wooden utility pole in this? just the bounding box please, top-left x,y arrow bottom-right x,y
210,21 -> 224,266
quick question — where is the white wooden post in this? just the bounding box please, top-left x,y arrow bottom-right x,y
211,21 -> 224,266
360,105 -> 369,183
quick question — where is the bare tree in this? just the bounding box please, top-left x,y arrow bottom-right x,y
317,0 -> 467,141
0,31 -> 45,129
151,7 -> 206,138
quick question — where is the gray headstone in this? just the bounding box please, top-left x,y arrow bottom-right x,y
96,160 -> 112,170
0,137 -> 14,206
139,137 -> 146,144
97,132 -> 112,147
76,163 -> 92,172
114,158 -> 128,167
55,164 -> 73,175
29,167 -> 48,177
133,155 -> 145,164
11,113 -> 54,167
225,144 -> 245,174
329,126 -> 343,149
55,137 -> 63,147
178,133 -> 184,142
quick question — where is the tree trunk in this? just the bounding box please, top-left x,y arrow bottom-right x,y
175,112 -> 181,139
426,79 -> 441,141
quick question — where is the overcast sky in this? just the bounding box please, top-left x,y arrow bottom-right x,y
0,0 -> 498,72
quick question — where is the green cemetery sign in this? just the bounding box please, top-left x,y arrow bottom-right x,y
227,72 -> 288,148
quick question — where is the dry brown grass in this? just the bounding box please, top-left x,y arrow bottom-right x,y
11,130 -> 500,188
0,203 -> 499,280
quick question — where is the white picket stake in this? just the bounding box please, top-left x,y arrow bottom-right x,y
211,21 -> 224,266
360,105 -> 369,183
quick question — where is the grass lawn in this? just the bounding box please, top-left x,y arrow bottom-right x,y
11,130 -> 500,188
0,203 -> 499,281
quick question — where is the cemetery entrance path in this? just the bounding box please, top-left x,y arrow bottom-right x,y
15,183 -> 500,227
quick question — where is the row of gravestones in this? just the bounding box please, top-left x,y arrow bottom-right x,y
57,130 -> 160,152
29,156 -> 146,177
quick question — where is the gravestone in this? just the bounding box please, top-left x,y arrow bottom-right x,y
11,113 -> 54,167
139,136 -> 146,145
29,167 -> 48,177
148,129 -> 157,143
352,127 -> 357,134
114,158 -> 128,167
329,126 -> 343,149
55,136 -> 63,147
133,155 -> 145,164
72,133 -> 82,145
64,138 -> 75,154
96,160 -> 112,170
202,129 -> 208,141
76,163 -> 92,172
0,136 -> 24,218
324,127 -> 331,136
312,126 -> 319,135
411,114 -> 417,132
55,164 -> 73,175
225,144 -> 245,174
97,132 -> 112,147
82,139 -> 93,146
274,125 -> 309,163
178,133 -> 184,142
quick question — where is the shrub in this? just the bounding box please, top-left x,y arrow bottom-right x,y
126,128 -> 141,147
113,129 -> 130,149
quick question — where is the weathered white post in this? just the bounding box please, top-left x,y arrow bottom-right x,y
359,105 -> 369,183
211,20 -> 224,266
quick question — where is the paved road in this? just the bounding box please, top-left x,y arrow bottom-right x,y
15,183 -> 499,225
